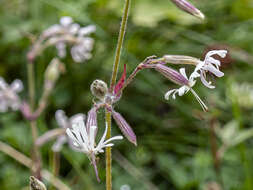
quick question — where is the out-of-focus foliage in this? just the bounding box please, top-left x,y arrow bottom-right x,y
0,0 -> 253,189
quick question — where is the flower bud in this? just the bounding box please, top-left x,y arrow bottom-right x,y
154,64 -> 189,86
112,110 -> 137,146
44,58 -> 64,83
90,80 -> 108,100
170,0 -> 205,20
163,55 -> 200,65
29,176 -> 47,190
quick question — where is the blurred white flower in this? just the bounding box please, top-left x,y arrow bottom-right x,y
0,77 -> 23,112
42,16 -> 96,63
52,110 -> 85,152
120,184 -> 131,190
194,50 -> 227,89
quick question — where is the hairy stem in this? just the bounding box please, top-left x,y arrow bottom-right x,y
106,0 -> 131,189
105,110 -> 112,190
27,63 -> 42,178
109,0 -> 131,92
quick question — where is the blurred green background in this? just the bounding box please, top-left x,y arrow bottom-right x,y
1,0 -> 253,189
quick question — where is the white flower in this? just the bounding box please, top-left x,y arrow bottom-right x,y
165,68 -> 208,111
66,119 -> 123,156
194,50 -> 227,89
164,68 -> 197,99
52,110 -> 85,152
66,118 -> 123,181
0,77 -> 23,112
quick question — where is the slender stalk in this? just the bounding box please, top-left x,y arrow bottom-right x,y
106,0 -> 131,189
0,141 -> 70,190
27,63 -> 41,178
109,0 -> 131,92
105,110 -> 112,190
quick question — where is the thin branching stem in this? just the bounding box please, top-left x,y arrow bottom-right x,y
27,62 -> 42,178
0,141 -> 70,190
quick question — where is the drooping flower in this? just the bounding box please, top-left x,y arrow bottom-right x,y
155,65 -> 208,111
0,77 -> 23,112
66,117 -> 123,181
194,50 -> 227,89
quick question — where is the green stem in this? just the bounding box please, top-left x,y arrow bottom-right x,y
27,63 -> 41,178
105,110 -> 112,190
106,0 -> 131,189
109,0 -> 131,92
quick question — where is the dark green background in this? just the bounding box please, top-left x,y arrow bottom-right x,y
0,0 -> 253,189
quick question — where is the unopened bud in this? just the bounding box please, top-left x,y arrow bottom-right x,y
90,80 -> 108,100
154,64 -> 189,86
170,0 -> 205,20
44,58 -> 64,82
163,55 -> 200,65
29,176 -> 47,190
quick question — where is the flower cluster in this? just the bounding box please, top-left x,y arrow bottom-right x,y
42,16 -> 96,63
0,77 -> 23,112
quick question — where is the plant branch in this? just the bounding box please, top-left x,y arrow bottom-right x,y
0,141 -> 70,190
27,62 -> 42,178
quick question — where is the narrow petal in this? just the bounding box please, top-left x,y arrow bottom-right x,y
205,50 -> 227,59
206,57 -> 221,68
165,89 -> 176,100
104,136 -> 123,144
179,68 -> 188,80
205,64 -> 224,77
200,73 -> 215,89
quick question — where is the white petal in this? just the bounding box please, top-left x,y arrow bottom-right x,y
96,123 -> 108,151
89,126 -> 97,148
206,57 -> 221,68
66,128 -> 78,143
11,79 -> 23,93
60,16 -> 73,27
78,25 -> 96,36
69,23 -> 80,34
178,86 -> 187,96
165,89 -> 176,100
103,136 -> 123,145
55,110 -> 69,128
200,73 -> 215,89
52,136 -> 67,152
0,77 -> 7,90
179,68 -> 188,80
205,50 -> 227,59
205,64 -> 224,77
